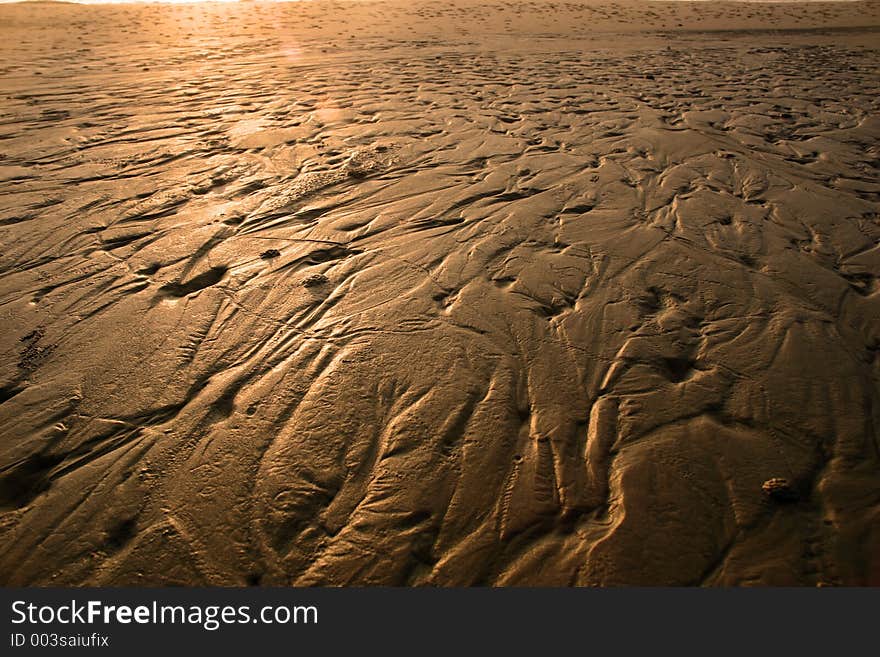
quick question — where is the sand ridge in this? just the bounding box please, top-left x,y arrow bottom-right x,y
0,1 -> 878,586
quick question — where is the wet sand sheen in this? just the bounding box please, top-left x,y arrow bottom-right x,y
0,1 -> 878,585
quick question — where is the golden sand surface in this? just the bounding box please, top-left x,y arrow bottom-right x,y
0,0 -> 878,585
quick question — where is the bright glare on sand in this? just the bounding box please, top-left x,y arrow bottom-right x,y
0,0 -> 865,4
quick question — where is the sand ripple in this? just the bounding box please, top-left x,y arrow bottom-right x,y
0,1 -> 878,585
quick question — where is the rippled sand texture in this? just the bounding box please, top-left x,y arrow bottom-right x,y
1,1 -> 879,586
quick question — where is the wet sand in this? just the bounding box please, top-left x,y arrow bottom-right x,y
0,0 -> 879,586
